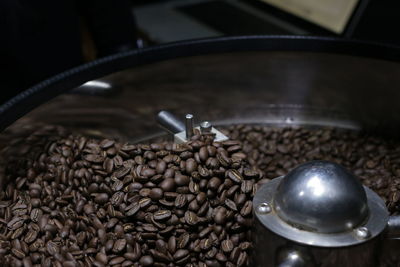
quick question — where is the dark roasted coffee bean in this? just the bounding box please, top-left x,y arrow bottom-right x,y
109,256 -> 125,265
188,181 -> 199,194
95,193 -> 109,204
168,236 -> 176,254
230,247 -> 241,262
84,154 -> 104,163
208,177 -> 221,191
113,239 -> 127,253
185,159 -> 197,174
95,253 -> 108,265
139,255 -> 154,266
221,239 -> 234,253
83,204 -> 95,214
124,252 -> 140,261
174,194 -> 187,208
241,180 -> 253,194
11,248 -> 25,259
226,169 -> 243,183
184,211 -> 199,225
177,233 -> 190,249
225,199 -> 237,211
30,209 -> 42,223
240,201 -> 252,217
46,241 -> 59,255
214,207 -> 227,224
139,198 -> 151,208
149,188 -> 164,200
173,249 -> 189,260
7,217 -> 24,230
175,175 -> 190,186
153,210 -> 172,221
159,178 -> 175,192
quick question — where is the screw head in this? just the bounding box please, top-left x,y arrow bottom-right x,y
354,227 -> 370,239
257,203 -> 272,214
200,121 -> 212,133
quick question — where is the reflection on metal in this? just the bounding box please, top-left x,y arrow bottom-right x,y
252,160 -> 390,266
276,246 -> 309,267
71,80 -> 114,96
81,80 -> 112,89
274,161 -> 369,234
156,110 -> 185,134
387,216 -> 400,239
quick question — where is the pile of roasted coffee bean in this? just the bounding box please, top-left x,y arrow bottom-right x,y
224,125 -> 400,214
0,125 -> 262,267
0,124 -> 400,267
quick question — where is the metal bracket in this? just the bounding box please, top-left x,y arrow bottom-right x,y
156,110 -> 228,143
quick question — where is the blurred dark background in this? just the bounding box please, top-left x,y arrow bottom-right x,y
1,0 -> 399,103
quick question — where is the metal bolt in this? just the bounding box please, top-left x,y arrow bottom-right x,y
200,121 -> 212,133
257,203 -> 272,214
354,227 -> 370,239
185,114 -> 194,139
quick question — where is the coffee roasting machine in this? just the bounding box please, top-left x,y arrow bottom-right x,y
155,110 -> 400,266
2,36 -> 400,266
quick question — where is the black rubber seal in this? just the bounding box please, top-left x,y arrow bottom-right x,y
1,35 -> 400,131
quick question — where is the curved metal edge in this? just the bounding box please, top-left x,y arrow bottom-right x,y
387,215 -> 400,239
253,177 -> 389,248
1,36 -> 400,132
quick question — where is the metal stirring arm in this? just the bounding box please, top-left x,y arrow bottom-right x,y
156,110 -> 185,134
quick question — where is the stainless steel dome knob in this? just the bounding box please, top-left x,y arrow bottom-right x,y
273,160 -> 369,233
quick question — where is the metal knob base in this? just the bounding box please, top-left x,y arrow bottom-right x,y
252,160 -> 391,267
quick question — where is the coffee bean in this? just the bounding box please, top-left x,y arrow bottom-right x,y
177,233 -> 190,249
208,177 -> 222,191
184,211 -> 199,225
173,249 -> 189,260
139,255 -> 154,266
174,194 -> 187,208
109,256 -> 125,265
11,247 -> 25,259
214,207 -> 227,224
153,210 -> 172,221
149,188 -> 164,200
83,204 -> 95,214
168,236 -> 176,254
230,247 -> 241,262
124,252 -> 140,261
226,169 -> 244,183
221,239 -> 234,253
113,239 -> 127,253
237,251 -> 248,266
111,180 -> 124,191
159,178 -> 175,192
84,154 -> 104,163
22,257 -> 33,267
225,199 -> 237,211
24,229 -> 38,244
7,217 -> 24,230
175,175 -> 190,186
185,159 -> 198,174
188,181 -> 199,194
46,241 -> 59,255
241,180 -> 253,194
